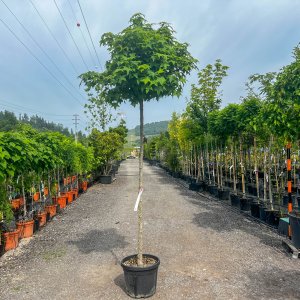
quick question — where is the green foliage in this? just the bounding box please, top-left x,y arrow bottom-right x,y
208,103 -> 239,140
84,94 -> 115,131
0,181 -> 13,225
80,13 -> 197,107
0,110 -> 77,137
88,127 -> 125,175
250,47 -> 300,142
0,110 -> 18,131
187,59 -> 229,133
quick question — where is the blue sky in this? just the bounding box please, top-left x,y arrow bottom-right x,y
0,0 -> 299,132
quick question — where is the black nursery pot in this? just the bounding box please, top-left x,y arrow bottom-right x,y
100,175 -> 113,184
240,196 -> 252,211
33,218 -> 40,233
218,188 -> 230,200
121,254 -> 160,299
230,193 -> 240,208
289,212 -> 300,249
189,182 -> 203,192
259,204 -> 267,221
265,209 -> 280,227
250,201 -> 260,218
208,185 -> 218,197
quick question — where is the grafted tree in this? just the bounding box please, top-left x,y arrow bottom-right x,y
80,13 -> 197,265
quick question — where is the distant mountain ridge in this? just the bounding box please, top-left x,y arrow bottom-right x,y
129,120 -> 169,136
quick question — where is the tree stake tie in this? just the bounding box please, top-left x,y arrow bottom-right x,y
134,188 -> 144,212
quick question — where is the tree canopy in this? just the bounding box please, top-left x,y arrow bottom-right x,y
80,13 -> 197,107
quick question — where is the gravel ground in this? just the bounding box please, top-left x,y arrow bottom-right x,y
1,159 -> 300,300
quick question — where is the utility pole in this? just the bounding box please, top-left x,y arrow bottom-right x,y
72,114 -> 80,143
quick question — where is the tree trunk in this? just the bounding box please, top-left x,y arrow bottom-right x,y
206,136 -> 211,184
22,175 -> 26,217
269,136 -> 273,210
263,148 -> 267,204
137,100 -> 144,266
254,136 -> 260,200
232,140 -> 237,194
240,137 -> 245,197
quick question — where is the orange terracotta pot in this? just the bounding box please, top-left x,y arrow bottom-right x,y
82,181 -> 88,192
3,229 -> 19,251
72,188 -> 79,199
16,220 -> 34,239
38,212 -> 47,227
45,205 -> 57,218
33,192 -> 39,201
44,187 -> 49,196
61,192 -> 73,203
57,196 -> 67,209
19,197 -> 24,206
11,198 -> 20,210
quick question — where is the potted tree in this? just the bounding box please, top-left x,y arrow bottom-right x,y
89,128 -> 123,184
80,13 -> 196,298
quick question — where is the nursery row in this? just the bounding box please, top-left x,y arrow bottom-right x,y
143,49 -> 300,251
0,122 -> 127,253
0,159 -> 123,255
0,177 -> 89,254
146,157 -> 300,250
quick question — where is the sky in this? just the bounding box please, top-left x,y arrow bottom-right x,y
0,0 -> 300,132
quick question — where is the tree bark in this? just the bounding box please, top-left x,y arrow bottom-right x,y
240,137 -> 245,197
137,100 -> 144,266
22,175 -> 26,217
232,139 -> 237,194
254,136 -> 260,200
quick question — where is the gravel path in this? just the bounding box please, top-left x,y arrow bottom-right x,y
1,159 -> 300,300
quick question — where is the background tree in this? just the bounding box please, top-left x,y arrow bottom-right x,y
84,94 -> 116,131
80,13 -> 197,266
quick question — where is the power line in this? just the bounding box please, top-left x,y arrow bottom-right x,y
0,98 -> 88,125
0,102 -> 87,130
77,0 -> 103,70
0,18 -> 83,106
28,0 -> 79,75
53,0 -> 89,71
67,0 -> 96,67
1,0 -> 85,103
0,99 -> 74,117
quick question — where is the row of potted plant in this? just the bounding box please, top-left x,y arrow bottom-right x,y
143,45 -> 300,252
0,124 -> 95,255
1,176 -> 90,254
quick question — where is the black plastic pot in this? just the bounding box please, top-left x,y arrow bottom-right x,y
208,185 -> 218,197
218,188 -> 230,200
265,209 -> 280,227
250,201 -> 260,218
289,213 -> 300,248
100,175 -> 113,184
33,218 -> 39,233
259,204 -> 267,221
172,171 -> 180,178
46,212 -> 51,222
189,182 -> 203,192
121,254 -> 160,298
240,196 -> 251,211
230,193 -> 240,208
186,176 -> 196,184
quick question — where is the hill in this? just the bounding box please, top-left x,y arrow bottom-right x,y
129,120 -> 169,137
